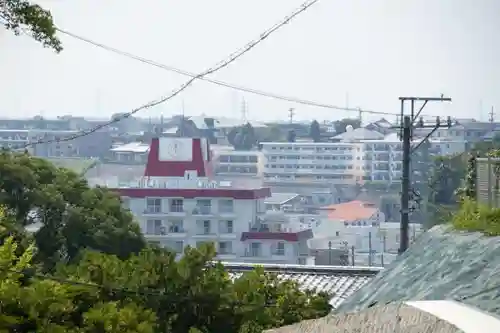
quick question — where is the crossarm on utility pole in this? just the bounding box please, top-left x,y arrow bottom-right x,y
412,100 -> 428,122
411,125 -> 439,153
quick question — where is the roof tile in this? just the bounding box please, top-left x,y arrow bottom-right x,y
320,200 -> 378,221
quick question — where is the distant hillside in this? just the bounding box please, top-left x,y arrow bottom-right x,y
336,225 -> 500,315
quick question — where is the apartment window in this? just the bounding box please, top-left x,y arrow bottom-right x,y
170,199 -> 184,213
219,220 -> 233,234
146,198 -> 161,213
219,199 -> 234,213
249,242 -> 261,257
146,219 -> 163,235
218,241 -> 233,255
196,220 -> 211,234
165,241 -> 183,253
195,199 -> 211,215
273,242 -> 285,256
168,220 -> 184,233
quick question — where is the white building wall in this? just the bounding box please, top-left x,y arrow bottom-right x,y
311,222 -> 422,254
127,196 -> 302,262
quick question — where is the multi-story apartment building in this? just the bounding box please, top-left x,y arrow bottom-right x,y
261,130 -> 466,186
262,141 -> 361,184
108,142 -> 150,164
210,145 -> 263,177
112,137 -> 314,265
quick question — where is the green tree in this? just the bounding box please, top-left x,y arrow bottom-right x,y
309,120 -> 321,142
286,129 -> 296,143
260,126 -> 283,142
228,123 -> 257,151
60,243 -> 332,333
0,151 -> 145,270
333,118 -> 361,134
0,237 -> 157,332
427,154 -> 466,228
1,0 -> 62,52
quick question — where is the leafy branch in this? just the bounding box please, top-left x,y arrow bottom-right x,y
0,0 -> 62,52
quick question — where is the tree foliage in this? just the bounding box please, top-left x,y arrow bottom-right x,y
0,151 -> 145,270
0,155 -> 332,332
426,154 -> 466,229
333,118 -> 361,134
286,129 -> 296,143
451,199 -> 500,236
0,232 -> 331,332
228,123 -> 257,151
309,120 -> 321,142
0,0 -> 62,52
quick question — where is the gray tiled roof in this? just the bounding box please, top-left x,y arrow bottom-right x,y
265,192 -> 299,205
336,225 -> 500,316
222,262 -> 382,308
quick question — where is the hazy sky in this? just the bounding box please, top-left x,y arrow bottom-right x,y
1,0 -> 499,123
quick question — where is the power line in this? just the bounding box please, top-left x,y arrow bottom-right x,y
15,0 -> 321,148
55,27 -> 396,118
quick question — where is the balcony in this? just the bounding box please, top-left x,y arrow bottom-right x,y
143,207 -> 165,216
243,249 -> 263,258
144,224 -> 186,239
169,204 -> 185,216
192,206 -> 212,216
218,205 -> 235,217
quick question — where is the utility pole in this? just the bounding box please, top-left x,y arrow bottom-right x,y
396,96 -> 452,254
241,98 -> 248,123
288,108 -> 295,124
489,106 -> 495,123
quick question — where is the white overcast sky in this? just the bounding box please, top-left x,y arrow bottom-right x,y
0,0 -> 499,123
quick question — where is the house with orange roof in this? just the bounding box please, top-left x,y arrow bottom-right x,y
318,200 -> 385,227
308,201 -> 387,258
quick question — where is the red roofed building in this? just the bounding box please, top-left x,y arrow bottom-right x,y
111,137 -> 314,265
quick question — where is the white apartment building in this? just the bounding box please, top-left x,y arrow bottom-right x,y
113,137 -> 314,265
210,145 -> 263,177
310,200 -> 422,256
109,142 -> 149,163
261,131 -> 466,185
358,133 -> 466,183
261,141 -> 362,185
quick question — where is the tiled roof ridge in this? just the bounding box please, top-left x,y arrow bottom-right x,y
220,262 -> 383,275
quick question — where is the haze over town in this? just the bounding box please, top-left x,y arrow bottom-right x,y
2,0 -> 500,121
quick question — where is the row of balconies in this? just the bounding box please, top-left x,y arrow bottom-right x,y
143,205 -> 235,216
147,238 -> 311,259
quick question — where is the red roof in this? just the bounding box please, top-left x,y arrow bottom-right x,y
112,137 -> 270,199
320,200 -> 378,221
144,137 -> 209,177
117,187 -> 270,199
241,229 -> 313,242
